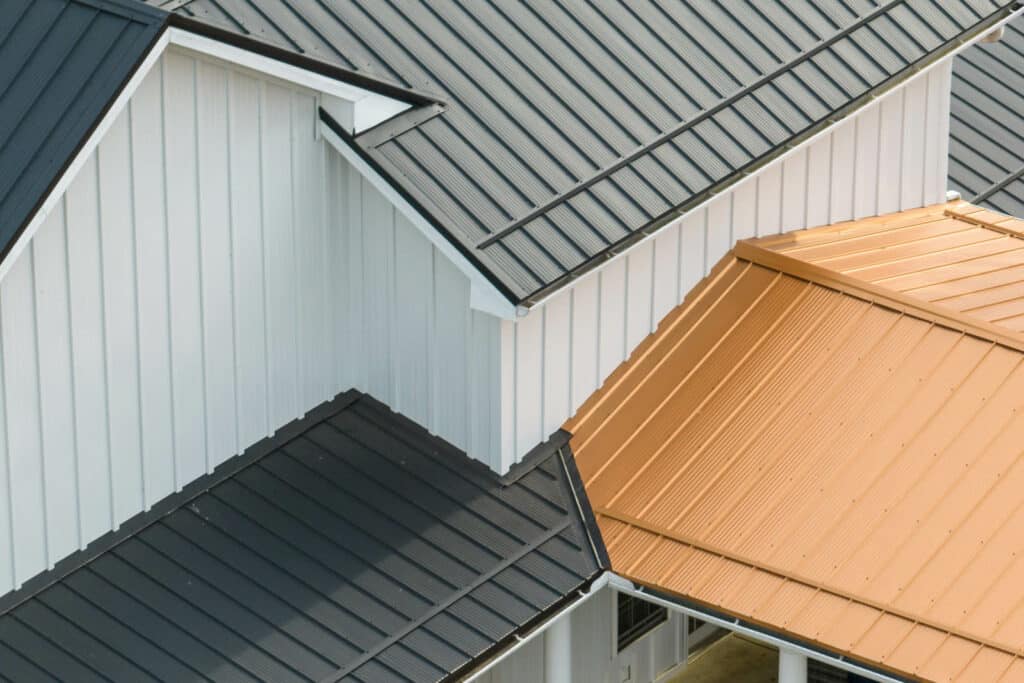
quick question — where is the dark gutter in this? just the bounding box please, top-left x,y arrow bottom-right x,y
445,570 -> 603,682
168,14 -> 441,106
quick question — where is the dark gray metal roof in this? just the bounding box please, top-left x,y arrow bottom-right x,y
948,13 -> 1024,216
163,0 -> 1017,304
0,0 -> 165,262
0,391 -> 603,683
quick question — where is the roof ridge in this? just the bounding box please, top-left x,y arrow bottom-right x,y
733,238 -> 1024,354
944,203 -> 1024,238
596,506 -> 1021,660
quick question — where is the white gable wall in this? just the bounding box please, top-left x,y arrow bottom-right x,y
0,46 -> 500,594
498,62 -> 954,470
0,46 -> 958,593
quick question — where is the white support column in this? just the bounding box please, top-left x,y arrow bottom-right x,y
779,649 -> 808,683
544,614 -> 572,682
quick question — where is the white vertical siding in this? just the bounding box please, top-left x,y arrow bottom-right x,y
501,65 -> 953,468
0,46 -> 503,594
329,163 -> 503,471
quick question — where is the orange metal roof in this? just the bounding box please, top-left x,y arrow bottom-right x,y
567,203 -> 1024,683
752,203 -> 1024,335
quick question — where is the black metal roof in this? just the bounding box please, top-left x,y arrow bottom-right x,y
161,0 -> 1017,304
0,391 -> 604,683
948,13 -> 1024,216
0,0 -> 165,263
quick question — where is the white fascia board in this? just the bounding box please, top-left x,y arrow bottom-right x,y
461,572 -> 611,682
0,27 -> 172,286
167,28 -> 411,133
523,4 -> 1024,311
320,121 -> 517,320
606,574 -> 903,683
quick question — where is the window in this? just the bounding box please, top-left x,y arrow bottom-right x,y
616,592 -> 667,651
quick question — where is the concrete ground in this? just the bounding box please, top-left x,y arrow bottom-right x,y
669,632 -> 778,683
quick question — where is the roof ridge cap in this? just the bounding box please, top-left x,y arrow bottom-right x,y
733,239 -> 1024,354
944,204 -> 1024,239
596,506 -> 1020,659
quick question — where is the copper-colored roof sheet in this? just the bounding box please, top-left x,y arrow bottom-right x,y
567,203 -> 1024,683
752,203 -> 1024,334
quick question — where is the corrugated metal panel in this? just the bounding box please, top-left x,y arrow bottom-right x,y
0,391 -> 603,683
755,202 -> 1024,334
0,47 -> 502,598
498,69 -> 952,468
948,15 -> 1024,216
161,0 -> 1016,303
566,205 -> 1024,683
0,0 -> 164,264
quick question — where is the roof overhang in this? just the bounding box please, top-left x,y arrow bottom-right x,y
522,3 -> 1024,311
0,23 -> 416,287
607,574 -> 907,683
567,202 -> 1024,682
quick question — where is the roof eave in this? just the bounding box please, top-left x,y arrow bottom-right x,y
515,3 -> 1024,310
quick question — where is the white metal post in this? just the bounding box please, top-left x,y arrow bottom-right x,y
779,649 -> 808,683
544,613 -> 573,682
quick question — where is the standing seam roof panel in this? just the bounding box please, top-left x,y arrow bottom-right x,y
948,13 -> 1024,217
0,392 -> 604,683
0,0 -> 164,263
161,0 -> 1019,303
567,202 -> 1024,683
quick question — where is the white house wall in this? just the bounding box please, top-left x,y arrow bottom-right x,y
330,152 -> 503,468
499,63 -> 953,468
0,46 -> 501,595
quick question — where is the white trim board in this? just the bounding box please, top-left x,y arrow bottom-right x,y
606,574 -> 903,683
167,28 -> 411,134
0,28 -> 172,286
0,25 -> 414,288
320,121 -> 517,319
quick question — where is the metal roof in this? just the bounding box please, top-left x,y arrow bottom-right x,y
566,203 -> 1024,683
948,14 -> 1024,216
754,202 -> 1024,336
160,0 -> 1018,304
0,391 -> 603,683
0,0 -> 165,263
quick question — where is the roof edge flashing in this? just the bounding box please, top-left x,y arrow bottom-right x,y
166,14 -> 439,106
0,24 -> 171,288
167,27 -> 412,119
319,110 -> 517,319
